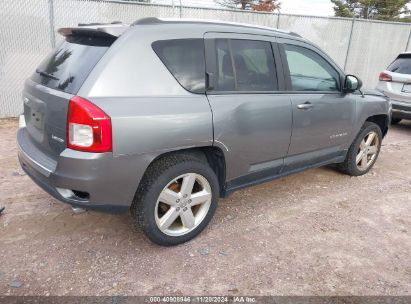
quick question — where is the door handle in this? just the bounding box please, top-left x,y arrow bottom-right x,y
297,102 -> 314,110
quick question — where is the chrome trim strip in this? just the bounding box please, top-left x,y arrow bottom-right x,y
18,114 -> 26,128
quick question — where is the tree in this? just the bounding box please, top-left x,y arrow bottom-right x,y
331,0 -> 411,21
253,0 -> 281,12
216,0 -> 281,12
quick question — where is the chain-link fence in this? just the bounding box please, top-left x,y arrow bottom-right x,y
1,0 -> 411,117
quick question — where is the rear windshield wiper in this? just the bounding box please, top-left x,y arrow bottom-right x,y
36,69 -> 59,81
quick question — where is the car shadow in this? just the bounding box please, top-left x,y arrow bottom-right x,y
388,120 -> 411,137
392,120 -> 411,129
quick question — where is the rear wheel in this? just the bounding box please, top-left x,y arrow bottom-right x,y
391,117 -> 402,125
338,122 -> 382,176
131,154 -> 219,246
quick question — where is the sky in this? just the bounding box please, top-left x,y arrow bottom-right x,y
173,0 -> 335,17
279,0 -> 334,16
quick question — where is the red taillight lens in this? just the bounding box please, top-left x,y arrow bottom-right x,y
67,96 -> 112,153
379,72 -> 392,82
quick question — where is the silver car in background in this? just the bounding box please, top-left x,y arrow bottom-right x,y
377,53 -> 411,124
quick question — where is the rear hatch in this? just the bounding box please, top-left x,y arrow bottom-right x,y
23,24 -> 126,159
383,53 -> 411,102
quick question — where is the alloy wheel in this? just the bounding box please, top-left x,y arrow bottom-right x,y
155,173 -> 212,236
356,131 -> 380,171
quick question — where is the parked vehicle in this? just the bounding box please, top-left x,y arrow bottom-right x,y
377,52 -> 411,124
17,18 -> 390,245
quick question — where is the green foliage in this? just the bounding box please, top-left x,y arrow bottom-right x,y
331,0 -> 411,21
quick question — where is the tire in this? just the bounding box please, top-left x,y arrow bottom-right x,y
131,154 -> 219,246
391,117 -> 402,125
338,122 -> 382,176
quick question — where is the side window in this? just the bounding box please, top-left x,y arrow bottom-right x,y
152,39 -> 205,93
214,39 -> 278,92
283,44 -> 340,92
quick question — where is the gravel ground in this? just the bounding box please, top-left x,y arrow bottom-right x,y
0,118 -> 410,296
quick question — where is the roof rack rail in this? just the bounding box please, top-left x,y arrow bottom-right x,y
289,32 -> 302,37
78,21 -> 123,27
132,17 -> 161,26
132,17 -> 303,39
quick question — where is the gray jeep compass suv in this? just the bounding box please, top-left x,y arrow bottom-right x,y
17,18 -> 390,245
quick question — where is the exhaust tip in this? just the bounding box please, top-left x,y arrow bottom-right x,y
72,207 -> 87,214
56,188 -> 90,201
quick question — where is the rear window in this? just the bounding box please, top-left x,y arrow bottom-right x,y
152,39 -> 205,93
30,35 -> 113,94
387,54 -> 411,75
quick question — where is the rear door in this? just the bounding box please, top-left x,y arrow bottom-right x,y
204,32 -> 292,186
23,33 -> 114,159
277,38 -> 356,169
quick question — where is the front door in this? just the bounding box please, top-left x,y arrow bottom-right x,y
278,39 -> 356,170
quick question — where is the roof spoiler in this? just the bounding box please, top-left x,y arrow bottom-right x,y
58,22 -> 128,39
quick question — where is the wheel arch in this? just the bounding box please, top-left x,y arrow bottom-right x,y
365,114 -> 389,137
145,146 -> 227,197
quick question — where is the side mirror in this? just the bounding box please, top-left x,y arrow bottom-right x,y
343,75 -> 363,93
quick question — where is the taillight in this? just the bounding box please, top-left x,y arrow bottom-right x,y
379,72 -> 392,82
67,96 -> 112,153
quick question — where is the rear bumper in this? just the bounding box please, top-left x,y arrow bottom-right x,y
17,127 -> 145,214
377,84 -> 411,120
391,99 -> 411,120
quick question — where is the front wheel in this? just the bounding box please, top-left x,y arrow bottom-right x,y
338,122 -> 382,176
131,154 -> 219,246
